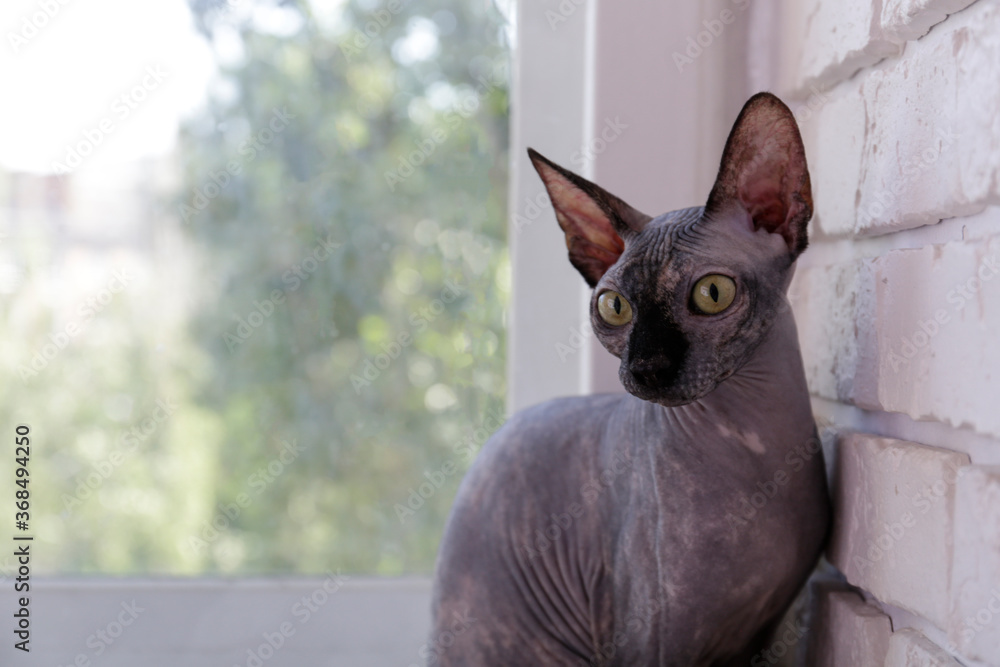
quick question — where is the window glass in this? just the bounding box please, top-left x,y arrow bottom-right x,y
0,0 -> 510,575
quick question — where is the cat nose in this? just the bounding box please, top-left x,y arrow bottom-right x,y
628,358 -> 676,388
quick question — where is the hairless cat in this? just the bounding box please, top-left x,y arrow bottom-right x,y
429,92 -> 831,666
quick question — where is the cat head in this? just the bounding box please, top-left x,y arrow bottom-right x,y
529,92 -> 812,406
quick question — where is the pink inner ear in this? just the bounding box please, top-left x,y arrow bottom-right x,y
567,237 -> 620,282
528,147 -> 648,285
740,177 -> 788,232
705,94 -> 813,258
550,180 -> 625,257
733,127 -> 809,249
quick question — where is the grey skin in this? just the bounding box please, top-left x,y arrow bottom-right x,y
430,93 -> 831,666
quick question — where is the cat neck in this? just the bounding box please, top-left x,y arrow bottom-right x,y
714,299 -> 811,412
655,300 -> 815,459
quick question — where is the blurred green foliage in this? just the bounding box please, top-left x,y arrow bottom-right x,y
174,0 -> 509,574
1,0 -> 508,576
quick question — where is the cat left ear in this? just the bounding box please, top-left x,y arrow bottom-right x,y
528,148 -> 652,287
704,92 -> 813,260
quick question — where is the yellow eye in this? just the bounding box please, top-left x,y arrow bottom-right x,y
597,291 -> 632,326
691,274 -> 736,314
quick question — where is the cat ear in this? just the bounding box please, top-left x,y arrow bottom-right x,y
704,92 -> 813,260
528,148 -> 652,287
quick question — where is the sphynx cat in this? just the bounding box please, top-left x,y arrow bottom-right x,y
429,92 -> 831,666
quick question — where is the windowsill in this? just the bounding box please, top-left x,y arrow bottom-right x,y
1,576 -> 432,665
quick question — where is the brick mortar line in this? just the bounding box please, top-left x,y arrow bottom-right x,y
809,396 -> 1000,465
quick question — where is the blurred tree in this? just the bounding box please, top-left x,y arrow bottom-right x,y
0,0 -> 507,578
173,0 -> 510,574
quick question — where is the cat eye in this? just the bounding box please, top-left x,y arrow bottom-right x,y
691,274 -> 736,314
597,291 -> 633,326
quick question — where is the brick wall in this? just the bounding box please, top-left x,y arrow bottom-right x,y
749,0 -> 1000,664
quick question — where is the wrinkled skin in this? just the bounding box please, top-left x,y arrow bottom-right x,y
430,93 -> 831,666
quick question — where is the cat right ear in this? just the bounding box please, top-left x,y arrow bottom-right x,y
528,148 -> 651,287
703,92 -> 813,260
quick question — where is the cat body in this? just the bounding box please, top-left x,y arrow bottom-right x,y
430,94 -> 831,666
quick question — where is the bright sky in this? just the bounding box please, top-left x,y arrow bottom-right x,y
0,0 -> 511,175
0,0 -> 215,174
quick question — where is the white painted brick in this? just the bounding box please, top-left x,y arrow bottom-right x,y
791,232 -> 1000,438
869,1 -> 1000,233
801,89 -> 866,238
828,433 -> 969,629
808,585 -> 892,667
788,258 -> 876,405
949,466 -> 1000,662
869,237 -> 1000,434
884,629 -> 963,667
797,1 -> 1000,237
786,0 -> 980,92
793,0 -> 902,91
853,1 -> 1000,237
881,0 -> 979,41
